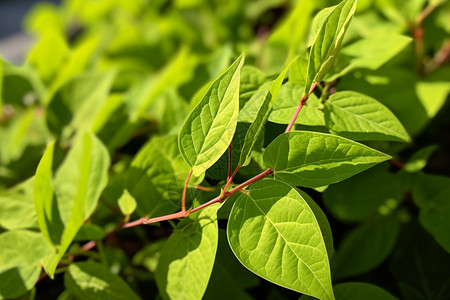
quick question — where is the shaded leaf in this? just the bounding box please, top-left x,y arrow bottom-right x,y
65,262 -> 140,300
323,163 -> 403,222
413,173 -> 450,253
332,214 -> 400,280
0,266 -> 41,300
203,230 -> 259,300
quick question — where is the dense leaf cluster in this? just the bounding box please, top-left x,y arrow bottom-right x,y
1,0 -> 449,299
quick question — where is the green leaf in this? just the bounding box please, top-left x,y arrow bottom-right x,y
305,0 -> 357,95
36,133 -> 110,278
118,189 -> 137,216
323,163 -> 403,222
156,204 -> 220,300
333,282 -> 399,300
103,135 -> 202,218
297,189 -> 334,257
289,56 -> 308,85
227,179 -> 334,300
0,266 -> 41,300
33,140 -> 56,245
332,214 -> 400,280
179,54 -> 244,176
239,65 -> 267,109
0,229 -> 53,272
239,65 -> 288,166
0,178 -> 38,230
263,131 -> 391,188
325,32 -> 412,81
390,221 -> 450,300
53,132 -> 110,224
416,68 -> 450,118
268,82 -> 324,126
413,173 -> 450,253
404,145 -> 438,173
132,238 -> 167,274
65,262 -> 140,300
324,91 -> 411,142
26,30 -> 69,83
46,71 -> 115,138
133,47 -> 197,118
74,224 -> 106,242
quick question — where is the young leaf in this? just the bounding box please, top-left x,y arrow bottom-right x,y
179,55 -> 244,176
156,204 -> 220,300
263,131 -> 391,188
227,179 -> 334,300
239,65 -> 288,166
304,0 -> 357,95
324,91 -> 411,142
118,189 -> 137,216
65,262 -> 140,300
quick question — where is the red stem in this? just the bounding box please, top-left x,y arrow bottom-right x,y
227,143 -> 232,181
222,165 -> 241,198
181,169 -> 193,212
285,82 -> 318,133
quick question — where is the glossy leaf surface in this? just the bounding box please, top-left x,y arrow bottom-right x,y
179,55 -> 244,176
227,179 -> 334,300
324,91 -> 410,142
156,204 -> 220,300
263,131 -> 390,188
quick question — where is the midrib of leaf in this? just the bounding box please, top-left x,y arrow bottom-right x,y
281,154 -> 385,172
245,192 -> 331,299
196,87 -> 235,160
329,101 -> 403,137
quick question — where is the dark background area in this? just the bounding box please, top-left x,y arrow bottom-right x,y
0,0 -> 61,38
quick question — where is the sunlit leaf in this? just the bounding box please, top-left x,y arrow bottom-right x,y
263,131 -> 391,188
179,55 -> 244,176
228,179 -> 334,300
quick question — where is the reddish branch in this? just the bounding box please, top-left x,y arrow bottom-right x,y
285,82 -> 318,132
70,81 -> 319,266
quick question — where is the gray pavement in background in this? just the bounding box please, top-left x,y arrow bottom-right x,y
0,0 -> 61,64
